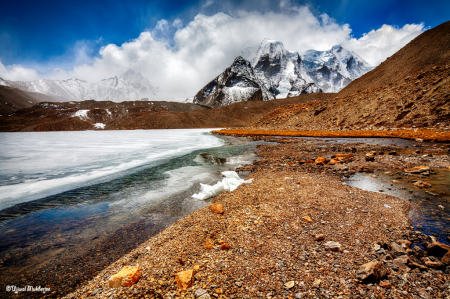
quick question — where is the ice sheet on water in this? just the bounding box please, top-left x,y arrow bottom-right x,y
192,171 -> 253,200
0,129 -> 224,210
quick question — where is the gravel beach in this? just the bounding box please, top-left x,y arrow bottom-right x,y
61,137 -> 450,299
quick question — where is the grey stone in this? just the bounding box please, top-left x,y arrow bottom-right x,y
195,289 -> 208,298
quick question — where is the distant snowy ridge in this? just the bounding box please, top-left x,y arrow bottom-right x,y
190,39 -> 373,107
1,70 -> 158,102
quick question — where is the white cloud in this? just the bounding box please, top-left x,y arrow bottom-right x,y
203,0 -> 215,8
173,18 -> 183,28
0,4 -> 424,101
345,24 -> 425,65
0,60 -> 40,81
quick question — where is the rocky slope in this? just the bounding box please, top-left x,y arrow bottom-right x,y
191,40 -> 372,107
251,65 -> 450,131
339,20 -> 450,98
0,93 -> 333,132
0,69 -> 158,102
0,86 -> 39,115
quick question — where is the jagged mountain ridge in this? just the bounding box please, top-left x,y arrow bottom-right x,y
0,70 -> 158,102
192,56 -> 275,107
191,40 -> 372,107
301,45 -> 373,92
250,40 -> 322,98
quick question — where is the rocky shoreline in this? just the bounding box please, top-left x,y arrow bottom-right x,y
60,136 -> 449,299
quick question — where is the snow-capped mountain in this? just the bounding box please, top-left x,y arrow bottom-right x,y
190,39 -> 373,107
192,56 -> 275,107
0,70 -> 158,102
301,45 -> 373,92
249,39 -> 322,98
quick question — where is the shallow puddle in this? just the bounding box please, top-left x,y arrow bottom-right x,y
347,168 -> 450,243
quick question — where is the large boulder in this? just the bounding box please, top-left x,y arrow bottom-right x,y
427,242 -> 450,257
356,261 -> 388,283
108,266 -> 142,288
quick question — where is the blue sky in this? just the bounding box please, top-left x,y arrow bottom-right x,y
1,0 -> 448,66
0,0 -> 448,101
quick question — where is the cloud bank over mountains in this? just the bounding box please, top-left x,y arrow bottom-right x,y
0,4 -> 424,102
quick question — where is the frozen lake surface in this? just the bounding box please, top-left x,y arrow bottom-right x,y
0,129 -> 227,210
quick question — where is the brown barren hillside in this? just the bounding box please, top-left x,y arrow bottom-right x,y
251,65 -> 450,131
0,93 -> 334,132
0,85 -> 41,115
339,20 -> 450,97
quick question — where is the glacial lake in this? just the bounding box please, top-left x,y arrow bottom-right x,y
0,129 -> 263,295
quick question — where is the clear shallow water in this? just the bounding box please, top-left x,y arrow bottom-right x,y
348,169 -> 450,243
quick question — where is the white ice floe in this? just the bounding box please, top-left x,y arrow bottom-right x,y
94,123 -> 106,129
192,171 -> 253,200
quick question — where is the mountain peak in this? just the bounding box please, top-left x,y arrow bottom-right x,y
120,69 -> 142,80
331,44 -> 344,52
258,39 -> 285,54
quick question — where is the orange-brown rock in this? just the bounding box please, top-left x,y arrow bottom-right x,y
315,234 -> 325,241
210,203 -> 224,214
175,270 -> 194,289
404,166 -> 430,173
356,261 -> 388,283
108,266 -> 142,288
302,216 -> 313,223
315,157 -> 326,165
220,243 -> 230,250
413,181 -> 432,188
398,240 -> 412,249
380,282 -> 391,288
329,159 -> 340,165
441,251 -> 450,265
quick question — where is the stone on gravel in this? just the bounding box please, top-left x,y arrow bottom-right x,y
198,294 -> 211,299
441,251 -> 450,265
194,288 -> 208,298
425,260 -> 443,268
315,234 -> 325,241
175,270 -> 194,289
302,216 -> 313,223
365,152 -> 375,161
284,281 -> 295,289
312,279 -> 321,288
324,241 -> 341,252
413,181 -> 431,188
220,243 -> 230,250
379,281 -> 391,288
404,166 -> 429,173
315,157 -> 326,165
108,266 -> 142,288
393,255 -> 409,264
210,203 -> 224,214
390,242 -> 406,256
356,261 -> 388,283
398,239 -> 412,249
